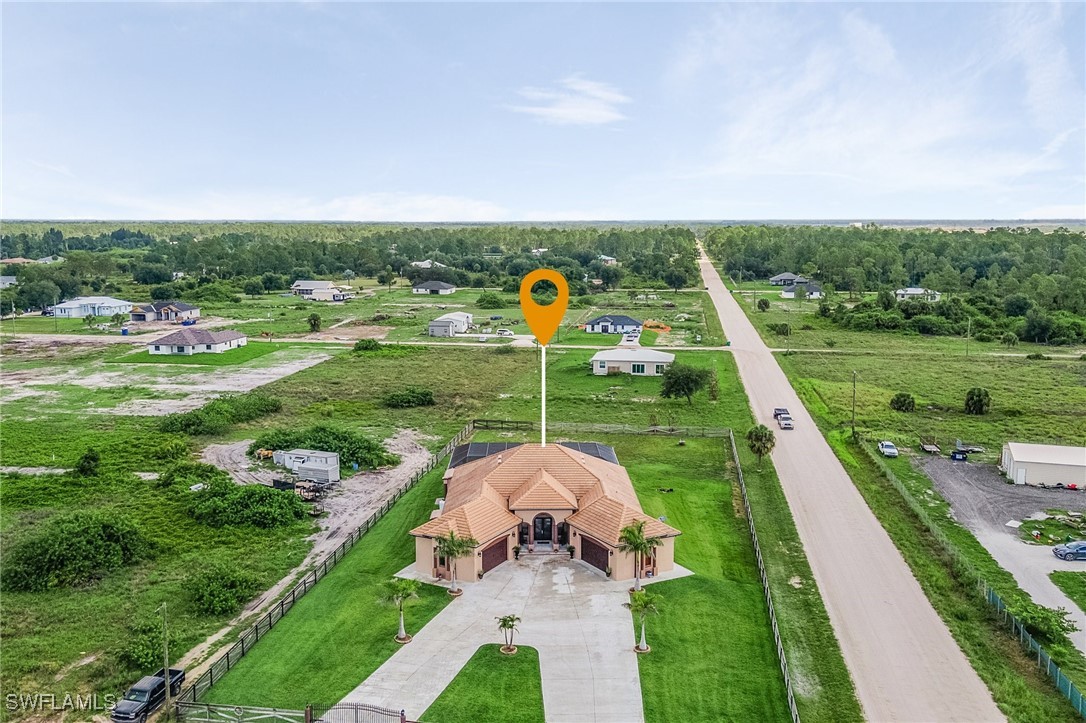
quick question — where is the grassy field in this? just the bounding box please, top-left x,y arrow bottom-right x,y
202,466 -> 452,707
778,351 -> 1086,460
420,645 -> 544,723
0,469 -> 314,702
1051,573 -> 1086,612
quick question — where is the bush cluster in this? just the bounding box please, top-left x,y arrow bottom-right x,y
118,615 -> 180,670
248,424 -> 399,470
158,461 -> 229,489
382,387 -> 435,408
186,563 -> 259,616
2,511 -> 148,592
188,478 -> 308,528
159,392 -> 282,436
475,291 -> 506,309
889,392 -> 916,413
352,338 -> 382,352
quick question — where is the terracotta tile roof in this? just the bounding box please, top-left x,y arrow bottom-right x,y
412,443 -> 679,548
509,470 -> 578,510
568,497 -> 678,547
410,498 -> 520,544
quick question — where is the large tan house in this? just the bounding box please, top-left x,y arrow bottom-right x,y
410,442 -> 679,582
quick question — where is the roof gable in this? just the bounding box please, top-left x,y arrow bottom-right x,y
509,470 -> 578,510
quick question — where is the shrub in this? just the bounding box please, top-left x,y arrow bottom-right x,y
972,332 -> 993,343
1005,598 -> 1078,644
491,345 -> 516,355
756,298 -> 770,312
77,448 -> 101,476
889,393 -> 916,413
159,392 -> 282,436
153,438 -> 190,461
382,387 -> 435,408
186,563 -> 259,616
1025,352 -> 1050,360
1001,332 -> 1019,347
476,292 -> 506,309
800,324 -> 815,331
771,323 -> 791,336
824,338 -> 837,348
188,478 -> 308,528
964,387 -> 991,415
248,425 -> 399,469
2,511 -> 148,592
159,461 -> 229,489
353,338 -> 382,352
118,615 -> 180,670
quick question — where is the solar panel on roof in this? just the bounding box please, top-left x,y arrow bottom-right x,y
559,442 -> 619,465
448,442 -> 523,469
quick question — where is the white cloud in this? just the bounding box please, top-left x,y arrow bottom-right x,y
508,74 -> 630,125
28,160 -> 75,178
4,189 -> 511,222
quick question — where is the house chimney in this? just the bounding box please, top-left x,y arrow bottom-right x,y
497,455 -> 503,464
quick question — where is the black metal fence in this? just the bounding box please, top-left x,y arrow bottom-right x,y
860,441 -> 1086,718
728,430 -> 801,723
174,423 -> 474,706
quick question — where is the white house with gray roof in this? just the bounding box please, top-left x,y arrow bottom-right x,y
589,348 -> 675,376
584,314 -> 642,334
53,296 -> 133,318
149,329 -> 247,355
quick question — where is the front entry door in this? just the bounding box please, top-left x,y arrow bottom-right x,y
533,515 -> 553,543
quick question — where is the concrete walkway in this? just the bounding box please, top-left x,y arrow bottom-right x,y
698,246 -> 1004,721
340,555 -> 690,722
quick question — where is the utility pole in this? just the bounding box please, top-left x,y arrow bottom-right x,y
851,370 -> 858,440
965,317 -> 971,357
159,603 -> 171,721
54,293 -> 59,333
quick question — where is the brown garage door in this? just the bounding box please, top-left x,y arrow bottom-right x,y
481,539 -> 507,573
581,536 -> 609,572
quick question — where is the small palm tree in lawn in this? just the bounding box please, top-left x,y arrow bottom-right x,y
624,590 -> 661,653
434,530 -> 479,596
746,424 -> 776,469
384,577 -> 421,643
496,614 -> 521,655
617,520 -> 663,593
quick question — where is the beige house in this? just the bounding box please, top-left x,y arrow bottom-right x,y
589,348 -> 675,376
411,443 -> 679,582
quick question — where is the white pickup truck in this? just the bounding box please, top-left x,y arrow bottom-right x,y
773,407 -> 794,430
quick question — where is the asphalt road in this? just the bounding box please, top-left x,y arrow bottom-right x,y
698,247 -> 1003,722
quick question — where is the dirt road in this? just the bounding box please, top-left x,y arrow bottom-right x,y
698,247 -> 1003,721
179,429 -> 437,674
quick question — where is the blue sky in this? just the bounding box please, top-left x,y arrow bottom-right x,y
3,2 -> 1084,221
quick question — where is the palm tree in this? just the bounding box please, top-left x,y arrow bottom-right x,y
307,313 -> 322,333
384,577 -> 421,643
496,614 -> 521,654
434,530 -> 479,595
624,590 -> 661,653
746,424 -> 776,469
617,520 -> 663,592
83,313 -> 97,328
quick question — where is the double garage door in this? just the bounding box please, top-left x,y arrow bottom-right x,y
482,539 -> 508,573
580,536 -> 609,572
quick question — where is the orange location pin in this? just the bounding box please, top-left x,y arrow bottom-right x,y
519,269 -> 569,347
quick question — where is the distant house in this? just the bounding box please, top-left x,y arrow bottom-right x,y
0,257 -> 36,266
413,280 -> 456,295
149,329 -> 247,355
589,348 -> 675,376
410,259 -> 448,269
172,271 -> 187,280
781,282 -> 822,299
896,287 -> 941,302
309,287 -> 352,302
53,296 -> 133,318
428,312 -> 473,337
0,276 -> 17,290
291,280 -> 341,297
530,248 -> 549,257
769,272 -> 802,286
584,314 -> 642,334
130,301 -> 200,323
598,255 -> 618,266
36,255 -> 64,264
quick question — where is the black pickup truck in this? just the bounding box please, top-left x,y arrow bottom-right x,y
111,668 -> 185,723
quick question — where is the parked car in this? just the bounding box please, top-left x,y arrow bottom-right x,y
111,668 -> 185,723
496,329 -> 514,337
777,415 -> 794,430
877,441 -> 899,458
489,315 -> 503,320
1053,541 -> 1086,561
772,408 -> 790,420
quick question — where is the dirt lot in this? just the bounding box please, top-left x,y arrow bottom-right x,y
919,455 -> 1086,534
180,428 -> 437,672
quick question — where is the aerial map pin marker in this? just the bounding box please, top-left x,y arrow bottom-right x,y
519,269 -> 569,347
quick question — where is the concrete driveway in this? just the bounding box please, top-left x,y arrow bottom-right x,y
340,555 -> 690,722
698,247 -> 1003,722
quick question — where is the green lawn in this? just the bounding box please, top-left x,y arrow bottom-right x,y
201,465 -> 452,707
420,645 -> 544,723
1051,572 -> 1086,614
107,342 -> 309,366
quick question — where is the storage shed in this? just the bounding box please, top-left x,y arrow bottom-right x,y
272,449 -> 341,483
1001,443 -> 1086,487
428,312 -> 472,337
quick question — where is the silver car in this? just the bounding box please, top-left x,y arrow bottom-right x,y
877,441 -> 899,458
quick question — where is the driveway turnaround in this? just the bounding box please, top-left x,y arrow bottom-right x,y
340,555 -> 689,722
698,248 -> 1003,722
